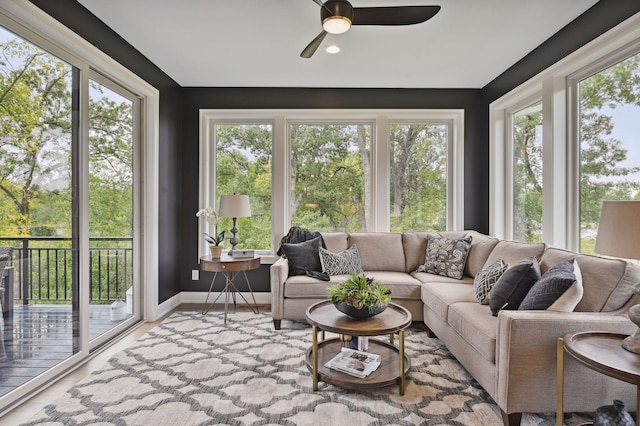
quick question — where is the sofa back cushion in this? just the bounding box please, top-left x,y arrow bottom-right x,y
540,247 -> 639,312
403,231 -> 439,272
484,240 -> 546,270
462,232 -> 500,277
320,232 -> 349,253
348,232 -> 406,272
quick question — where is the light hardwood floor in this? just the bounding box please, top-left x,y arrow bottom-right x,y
1,303 -> 269,425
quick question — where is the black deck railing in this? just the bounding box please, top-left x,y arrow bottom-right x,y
0,237 -> 133,305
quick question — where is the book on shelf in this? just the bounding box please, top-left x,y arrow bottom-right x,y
325,347 -> 381,378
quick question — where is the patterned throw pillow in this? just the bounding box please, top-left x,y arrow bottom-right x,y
473,258 -> 508,304
519,258 -> 583,311
417,236 -> 473,280
319,245 -> 364,275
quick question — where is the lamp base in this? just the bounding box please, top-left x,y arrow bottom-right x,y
622,304 -> 640,353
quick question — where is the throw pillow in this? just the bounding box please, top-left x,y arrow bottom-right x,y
473,258 -> 508,304
319,245 -> 364,275
280,236 -> 322,276
519,258 -> 583,311
489,257 -> 541,316
417,235 -> 473,280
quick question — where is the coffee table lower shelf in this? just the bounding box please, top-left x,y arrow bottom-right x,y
305,337 -> 411,391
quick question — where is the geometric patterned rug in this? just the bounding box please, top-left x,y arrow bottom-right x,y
21,312 -> 578,425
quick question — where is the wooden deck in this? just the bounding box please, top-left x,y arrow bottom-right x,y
0,305 -> 130,397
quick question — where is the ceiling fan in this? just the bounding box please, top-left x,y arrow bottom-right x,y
301,0 -> 441,58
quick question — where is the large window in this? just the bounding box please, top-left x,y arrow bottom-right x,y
511,101 -> 543,243
389,123 -> 448,232
490,14 -> 640,251
199,110 -> 464,256
290,123 -> 372,232
577,52 -> 640,254
215,123 -> 272,250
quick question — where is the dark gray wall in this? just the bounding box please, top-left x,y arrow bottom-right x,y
30,0 -> 184,303
28,0 -> 640,296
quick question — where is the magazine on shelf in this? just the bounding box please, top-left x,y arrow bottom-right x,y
325,347 -> 381,378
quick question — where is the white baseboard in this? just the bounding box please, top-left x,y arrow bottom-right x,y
179,291 -> 271,306
149,291 -> 271,321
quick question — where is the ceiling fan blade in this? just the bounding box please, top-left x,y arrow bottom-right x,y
300,30 -> 328,58
352,6 -> 441,26
311,0 -> 324,6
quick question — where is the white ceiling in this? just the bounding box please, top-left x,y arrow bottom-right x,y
77,0 -> 599,89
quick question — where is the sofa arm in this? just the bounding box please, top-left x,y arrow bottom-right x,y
270,257 -> 289,322
495,309 -> 635,413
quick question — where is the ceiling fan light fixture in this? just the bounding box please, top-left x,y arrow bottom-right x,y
325,45 -> 341,54
322,16 -> 351,34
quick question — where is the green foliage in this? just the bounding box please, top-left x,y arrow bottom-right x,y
389,124 -> 447,232
512,53 -> 640,247
327,273 -> 391,312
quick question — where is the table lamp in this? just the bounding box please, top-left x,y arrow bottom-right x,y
218,194 -> 251,256
595,200 -> 640,353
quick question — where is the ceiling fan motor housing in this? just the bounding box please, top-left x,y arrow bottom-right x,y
321,0 -> 354,25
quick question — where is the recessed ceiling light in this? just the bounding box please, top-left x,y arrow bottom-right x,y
325,45 -> 341,54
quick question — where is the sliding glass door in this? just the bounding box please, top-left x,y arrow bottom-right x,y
0,24 -> 141,399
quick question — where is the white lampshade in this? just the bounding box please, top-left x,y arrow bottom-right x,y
595,200 -> 640,260
218,194 -> 251,218
322,16 -> 351,34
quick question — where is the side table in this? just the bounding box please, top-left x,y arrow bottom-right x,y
199,254 -> 260,323
557,332 -> 640,426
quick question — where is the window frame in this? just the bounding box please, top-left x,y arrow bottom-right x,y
490,12 -> 640,249
199,109 -> 464,262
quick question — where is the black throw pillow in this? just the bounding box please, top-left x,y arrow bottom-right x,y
489,257 -> 541,316
280,236 -> 322,276
519,259 -> 579,311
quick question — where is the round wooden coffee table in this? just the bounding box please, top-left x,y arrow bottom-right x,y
305,300 -> 412,395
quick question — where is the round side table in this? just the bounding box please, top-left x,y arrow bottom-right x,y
199,254 -> 260,323
557,331 -> 640,426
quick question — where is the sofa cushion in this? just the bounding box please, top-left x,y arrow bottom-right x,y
464,233 -> 501,278
321,232 -> 349,253
483,240 -> 546,270
402,231 -> 439,273
284,271 -> 422,300
280,236 -> 323,276
540,247 -> 638,312
283,274 -> 340,298
448,302 -> 497,363
418,235 -> 473,279
489,258 -> 541,316
473,258 -> 508,304
348,233 -> 406,272
519,259 -> 582,311
319,245 -> 363,275
361,271 -> 423,300
420,279 -> 475,322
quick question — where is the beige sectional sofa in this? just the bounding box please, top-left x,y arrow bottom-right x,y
270,230 -> 640,425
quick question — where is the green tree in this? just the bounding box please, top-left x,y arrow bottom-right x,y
514,53 -> 640,248
389,124 -> 447,232
0,38 -> 72,235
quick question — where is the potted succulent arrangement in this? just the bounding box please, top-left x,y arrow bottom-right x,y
327,273 -> 392,319
196,206 -> 226,258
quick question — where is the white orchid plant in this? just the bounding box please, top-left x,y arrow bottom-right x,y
196,206 -> 226,246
